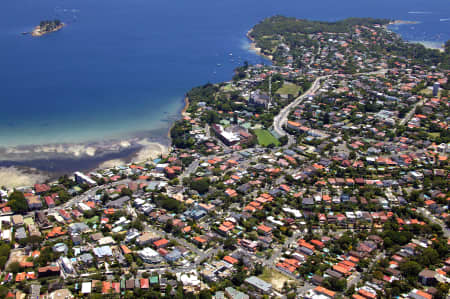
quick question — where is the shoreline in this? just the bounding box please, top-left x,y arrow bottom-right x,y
246,29 -> 274,61
181,96 -> 190,115
0,139 -> 169,187
1,25 -> 259,186
3,18 -> 443,187
0,92 -> 183,187
385,20 -> 445,51
0,166 -> 50,188
0,128 -> 170,186
167,96 -> 189,141
387,20 -> 419,26
413,40 -> 445,52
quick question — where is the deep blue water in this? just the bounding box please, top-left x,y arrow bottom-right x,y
0,0 -> 449,147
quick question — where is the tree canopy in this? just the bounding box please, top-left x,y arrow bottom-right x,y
8,191 -> 28,213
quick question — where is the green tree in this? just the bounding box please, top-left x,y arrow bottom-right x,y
58,190 -> 71,202
120,188 -> 133,197
254,263 -> 264,276
0,256 -> 7,270
399,261 -> 422,277
8,191 -> 28,213
204,110 -> 220,124
190,178 -> 210,194
7,261 -> 21,273
199,289 -> 212,299
279,135 -> 288,146
0,286 -> 9,298
223,237 -> 236,250
231,270 -> 246,286
418,248 -> 440,266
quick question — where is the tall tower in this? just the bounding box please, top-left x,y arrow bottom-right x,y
268,74 -> 272,109
433,82 -> 440,97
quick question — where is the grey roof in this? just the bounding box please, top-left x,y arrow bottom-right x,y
419,269 -> 437,278
165,250 -> 182,261
106,196 -> 130,208
69,222 -> 90,234
214,291 -> 225,299
245,276 -> 272,293
225,287 -> 249,299
237,184 -> 251,193
52,243 -> 68,254
283,149 -> 296,156
269,189 -> 281,196
15,227 -> 27,239
302,198 -> 314,205
79,253 -> 94,263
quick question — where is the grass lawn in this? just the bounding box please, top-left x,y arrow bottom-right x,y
222,83 -> 235,92
276,83 -> 301,96
23,216 -> 35,226
85,216 -> 99,224
254,129 -> 280,147
258,267 -> 295,291
428,132 -> 440,138
419,88 -> 440,97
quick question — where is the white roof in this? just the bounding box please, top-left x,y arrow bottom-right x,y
81,282 -> 92,294
282,207 -> 302,218
93,246 -> 112,258
98,236 -> 115,246
78,202 -> 91,211
178,272 -> 200,286
138,247 -> 159,258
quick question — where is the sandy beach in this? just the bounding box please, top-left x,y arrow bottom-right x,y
98,159 -> 126,169
388,20 -> 419,26
246,29 -> 274,61
414,40 -> 445,51
0,167 -> 49,188
132,140 -> 168,163
0,137 -> 168,188
181,97 -> 190,116
0,139 -> 136,162
98,140 -> 168,169
385,21 -> 445,51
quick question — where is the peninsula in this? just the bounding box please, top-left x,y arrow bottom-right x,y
0,16 -> 449,299
31,19 -> 64,37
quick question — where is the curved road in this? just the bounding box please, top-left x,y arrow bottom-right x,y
273,69 -> 387,147
273,76 -> 326,145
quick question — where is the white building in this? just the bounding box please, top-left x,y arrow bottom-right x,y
81,282 -> 92,294
137,247 -> 161,263
74,172 -> 97,186
60,257 -> 75,274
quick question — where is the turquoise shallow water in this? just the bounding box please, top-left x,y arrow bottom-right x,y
0,0 -> 448,148
0,0 -> 448,175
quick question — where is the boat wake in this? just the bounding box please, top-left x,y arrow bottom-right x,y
408,11 -> 432,14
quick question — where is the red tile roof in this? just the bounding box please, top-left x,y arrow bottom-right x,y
140,278 -> 149,289
153,238 -> 169,248
224,255 -> 238,265
102,281 -> 111,294
315,286 -> 336,298
34,184 -> 50,193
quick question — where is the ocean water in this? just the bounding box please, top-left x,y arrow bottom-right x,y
0,0 -> 449,148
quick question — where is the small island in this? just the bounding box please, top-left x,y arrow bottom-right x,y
31,19 -> 64,37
